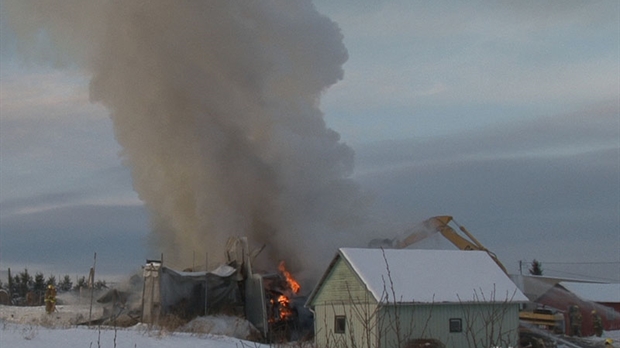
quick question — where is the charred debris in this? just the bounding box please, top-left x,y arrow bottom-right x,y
135,237 -> 312,343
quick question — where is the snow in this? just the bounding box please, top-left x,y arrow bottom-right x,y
0,304 -> 268,348
163,264 -> 237,278
560,282 -> 620,303
339,248 -> 529,304
563,331 -> 620,348
0,321 -> 264,348
2,303 -> 620,347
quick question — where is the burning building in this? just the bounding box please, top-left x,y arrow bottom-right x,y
3,0 -> 375,290
141,237 -> 313,341
5,1 -> 379,340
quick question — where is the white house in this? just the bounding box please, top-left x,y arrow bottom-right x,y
306,248 -> 528,348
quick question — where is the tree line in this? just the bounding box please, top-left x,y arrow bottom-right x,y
0,268 -> 108,306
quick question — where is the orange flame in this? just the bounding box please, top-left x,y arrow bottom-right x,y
278,295 -> 289,306
278,260 -> 301,294
277,294 -> 294,320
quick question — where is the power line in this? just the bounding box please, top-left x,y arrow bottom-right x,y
520,260 -> 620,265
542,261 -> 620,265
517,259 -> 620,282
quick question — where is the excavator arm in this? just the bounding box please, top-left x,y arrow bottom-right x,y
370,215 -> 508,274
429,216 -> 508,274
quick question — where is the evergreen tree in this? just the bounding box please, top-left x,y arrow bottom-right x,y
17,269 -> 33,297
33,273 -> 46,304
94,279 -> 108,290
74,276 -> 87,290
7,268 -> 12,296
46,275 -> 57,288
34,273 -> 46,292
11,275 -> 20,296
529,259 -> 543,275
59,275 -> 73,292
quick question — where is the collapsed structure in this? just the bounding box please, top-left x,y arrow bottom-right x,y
140,237 -> 311,342
141,262 -> 241,323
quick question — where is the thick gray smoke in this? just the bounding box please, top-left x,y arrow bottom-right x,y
4,0 -> 373,282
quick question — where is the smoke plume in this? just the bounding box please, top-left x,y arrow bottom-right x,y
4,0 -> 372,282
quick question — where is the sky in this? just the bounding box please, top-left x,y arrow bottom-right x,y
0,0 -> 619,284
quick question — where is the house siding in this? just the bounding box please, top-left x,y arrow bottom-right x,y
314,302 -> 379,348
308,250 -> 525,348
314,302 -> 521,348
313,257 -> 371,304
312,258 -> 379,348
377,303 -> 521,348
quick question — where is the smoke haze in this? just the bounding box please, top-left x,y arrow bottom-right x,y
4,0 -> 374,282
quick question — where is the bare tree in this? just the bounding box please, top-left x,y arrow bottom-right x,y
459,286 -> 519,348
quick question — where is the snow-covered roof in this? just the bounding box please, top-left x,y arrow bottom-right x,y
340,248 -> 528,304
164,264 -> 236,278
559,282 -> 620,303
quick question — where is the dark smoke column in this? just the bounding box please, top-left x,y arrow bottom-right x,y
4,0 -> 370,278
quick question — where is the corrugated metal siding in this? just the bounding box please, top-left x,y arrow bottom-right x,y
378,303 -> 521,348
244,273 -> 267,337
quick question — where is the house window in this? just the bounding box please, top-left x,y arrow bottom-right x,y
335,316 -> 346,333
449,318 -> 462,333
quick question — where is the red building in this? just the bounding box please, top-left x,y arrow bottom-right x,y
536,282 -> 620,336
510,275 -> 620,337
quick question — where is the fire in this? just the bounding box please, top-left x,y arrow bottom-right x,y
268,293 -> 295,322
277,295 -> 294,320
267,261 -> 300,325
277,295 -> 289,306
278,261 -> 301,294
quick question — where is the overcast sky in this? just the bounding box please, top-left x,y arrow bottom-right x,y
1,1 -> 619,283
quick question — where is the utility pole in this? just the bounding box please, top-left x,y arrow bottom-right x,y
204,252 -> 208,316
89,252 -> 97,325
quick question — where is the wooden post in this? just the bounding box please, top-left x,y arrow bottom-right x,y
140,264 -> 146,323
88,252 -> 97,325
204,252 -> 208,316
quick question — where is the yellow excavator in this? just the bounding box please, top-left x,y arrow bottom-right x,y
399,215 -> 507,273
369,215 -> 564,334
368,215 -> 507,273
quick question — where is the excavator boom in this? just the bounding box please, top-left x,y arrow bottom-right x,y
370,215 -> 508,274
430,216 -> 508,274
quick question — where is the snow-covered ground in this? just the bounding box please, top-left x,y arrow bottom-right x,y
522,324 -> 620,348
1,303 -> 619,348
0,321 -> 266,348
0,303 -> 269,348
